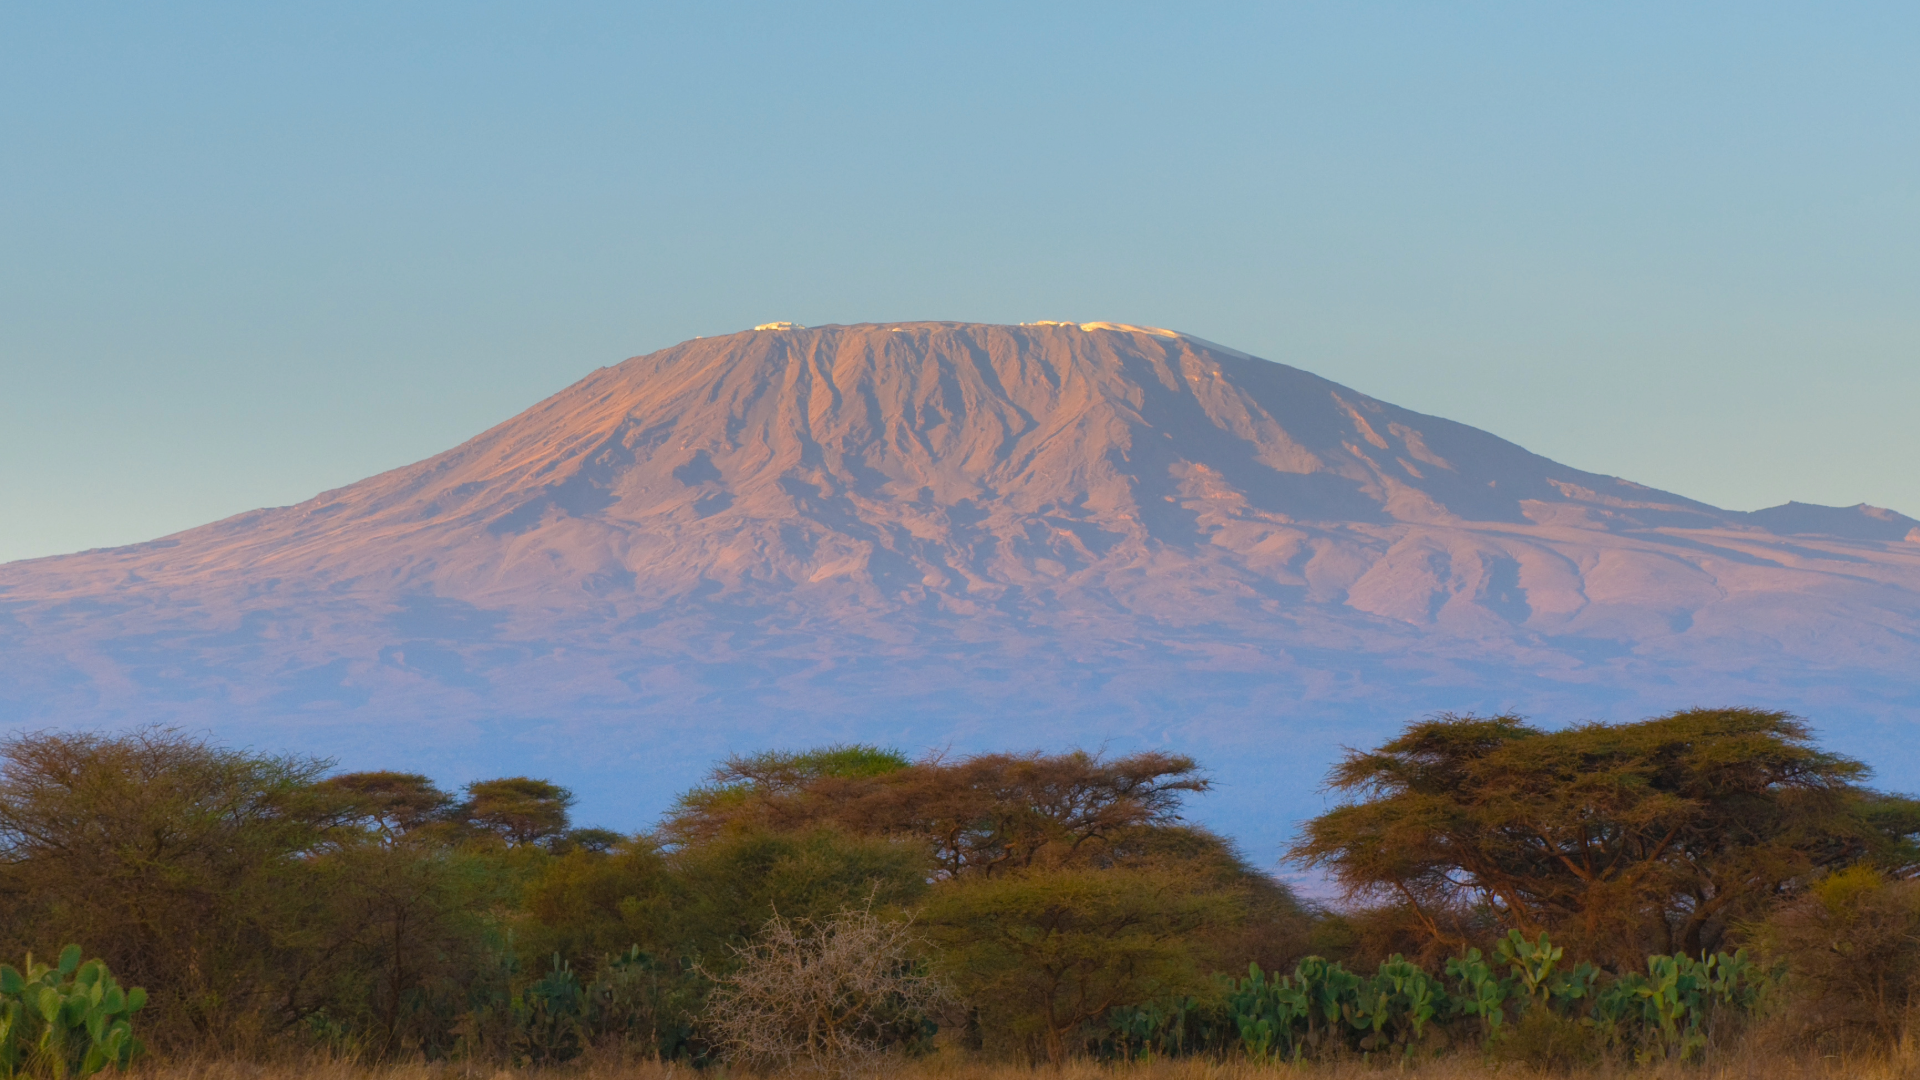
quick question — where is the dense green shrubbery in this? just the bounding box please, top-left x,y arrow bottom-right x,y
0,711 -> 1914,1070
0,730 -> 1282,1065
1100,930 -> 1778,1065
0,945 -> 146,1078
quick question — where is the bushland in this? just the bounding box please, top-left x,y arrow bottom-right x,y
0,709 -> 1914,1075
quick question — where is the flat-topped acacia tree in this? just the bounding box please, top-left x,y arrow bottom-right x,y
663,745 -> 1211,878
1291,708 -> 1920,965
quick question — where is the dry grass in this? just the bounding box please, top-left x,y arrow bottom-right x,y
123,1036 -> 1920,1080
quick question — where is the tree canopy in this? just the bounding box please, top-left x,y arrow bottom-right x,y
665,747 -> 1210,879
1291,708 -> 1920,964
462,776 -> 575,847
0,728 -> 350,1040
322,771 -> 454,838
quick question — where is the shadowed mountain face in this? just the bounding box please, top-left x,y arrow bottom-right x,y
3,322 -> 1917,840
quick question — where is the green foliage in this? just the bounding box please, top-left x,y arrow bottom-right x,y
0,731 -> 581,1059
1098,990 -> 1236,1061
1098,931 -> 1777,1066
671,827 -> 933,960
511,955 -> 586,1065
518,842 -> 679,966
1589,949 -> 1777,1062
0,728 -> 344,1047
515,826 -> 930,1061
1444,948 -> 1510,1036
1495,930 -> 1598,1012
504,947 -> 704,1066
1101,954 -> 1444,1063
1233,955 -> 1451,1060
1359,956 -> 1449,1049
1220,962 -> 1309,1061
0,946 -> 146,1078
723,745 -> 915,787
322,772 -> 455,839
553,828 -> 624,855
924,865 -> 1235,1063
664,747 -> 1211,879
1292,709 -> 1920,963
666,745 -> 911,838
461,778 -> 574,847
283,837 -> 527,1059
582,946 -> 701,1063
0,732 -> 1832,1069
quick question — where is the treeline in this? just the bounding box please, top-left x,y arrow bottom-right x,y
0,708 -> 1915,1070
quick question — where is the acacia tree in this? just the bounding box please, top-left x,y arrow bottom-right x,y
323,771 -> 455,840
1291,709 -> 1920,964
0,728 -> 347,1043
666,748 -> 1210,878
462,777 -> 574,847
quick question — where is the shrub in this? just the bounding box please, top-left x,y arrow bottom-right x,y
704,908 -> 947,1076
1585,949 -> 1775,1062
503,947 -> 705,1066
519,840 -> 678,965
1098,930 -> 1776,1066
287,839 -> 516,1059
0,945 -> 146,1078
923,865 -> 1236,1064
580,945 -> 703,1063
1490,1007 -> 1601,1072
1756,865 -> 1920,1051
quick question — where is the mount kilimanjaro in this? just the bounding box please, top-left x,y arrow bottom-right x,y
4,322 -> 1917,839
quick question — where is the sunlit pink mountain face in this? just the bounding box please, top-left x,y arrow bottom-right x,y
4,323 -> 1917,836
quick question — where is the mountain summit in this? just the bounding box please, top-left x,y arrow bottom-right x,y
3,322 -> 1917,830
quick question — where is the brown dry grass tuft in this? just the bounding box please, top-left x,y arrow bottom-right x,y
123,1035 -> 1920,1080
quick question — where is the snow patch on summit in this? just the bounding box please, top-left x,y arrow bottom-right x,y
1017,321 -> 1181,338
1077,322 -> 1179,337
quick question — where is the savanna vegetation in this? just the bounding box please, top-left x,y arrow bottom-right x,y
0,708 -> 1916,1078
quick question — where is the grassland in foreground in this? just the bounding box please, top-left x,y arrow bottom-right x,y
124,1042 -> 1920,1080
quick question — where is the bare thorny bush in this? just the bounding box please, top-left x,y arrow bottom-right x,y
703,906 -> 952,1077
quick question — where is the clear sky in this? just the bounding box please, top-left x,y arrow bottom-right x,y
3,2 -> 1915,565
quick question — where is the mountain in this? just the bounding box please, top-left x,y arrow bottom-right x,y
1743,501 -> 1920,543
4,322 -> 1917,845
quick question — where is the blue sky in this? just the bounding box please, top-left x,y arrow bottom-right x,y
3,1 -> 1916,564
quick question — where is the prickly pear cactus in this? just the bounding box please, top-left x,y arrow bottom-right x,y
0,945 -> 146,1078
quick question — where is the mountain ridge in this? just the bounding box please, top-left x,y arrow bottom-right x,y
3,322 -> 1916,842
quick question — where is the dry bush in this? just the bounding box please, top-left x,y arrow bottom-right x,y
704,907 -> 950,1076
1755,865 -> 1920,1053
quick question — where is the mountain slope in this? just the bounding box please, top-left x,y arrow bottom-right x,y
3,322 -> 1917,838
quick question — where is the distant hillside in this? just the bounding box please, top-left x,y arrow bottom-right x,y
4,322 -> 1916,842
